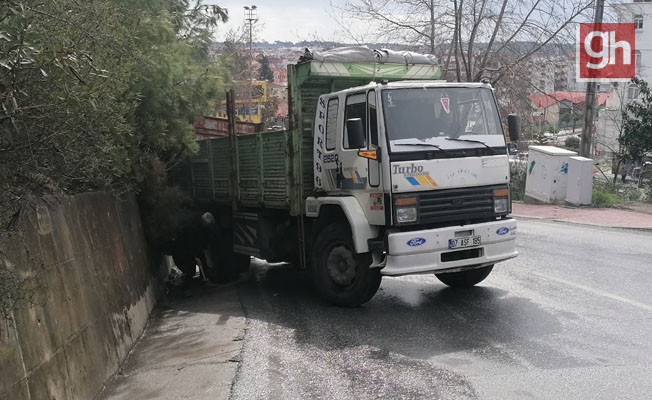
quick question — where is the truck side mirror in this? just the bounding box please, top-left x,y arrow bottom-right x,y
346,118 -> 366,149
507,114 -> 520,142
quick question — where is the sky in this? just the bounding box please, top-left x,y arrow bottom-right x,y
209,1 -> 345,43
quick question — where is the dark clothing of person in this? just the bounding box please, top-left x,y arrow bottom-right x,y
168,219 -> 212,283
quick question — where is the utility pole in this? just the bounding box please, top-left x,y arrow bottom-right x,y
580,0 -> 605,158
244,5 -> 258,123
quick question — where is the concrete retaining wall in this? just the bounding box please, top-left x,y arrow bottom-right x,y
0,192 -> 157,400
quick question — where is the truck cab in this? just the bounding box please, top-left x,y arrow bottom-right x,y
306,80 -> 519,305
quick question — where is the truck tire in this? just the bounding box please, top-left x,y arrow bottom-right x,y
435,265 -> 493,288
311,223 -> 382,307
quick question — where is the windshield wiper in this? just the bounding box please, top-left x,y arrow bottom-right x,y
445,137 -> 496,154
393,140 -> 450,153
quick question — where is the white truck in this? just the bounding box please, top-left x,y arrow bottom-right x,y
178,47 -> 520,306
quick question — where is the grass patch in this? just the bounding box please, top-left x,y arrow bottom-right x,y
590,180 -> 643,207
591,190 -> 621,207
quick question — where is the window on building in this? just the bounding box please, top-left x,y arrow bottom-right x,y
634,15 -> 644,30
635,50 -> 642,74
628,84 -> 640,100
325,98 -> 338,151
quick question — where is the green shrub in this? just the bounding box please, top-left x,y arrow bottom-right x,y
620,186 -> 643,202
137,159 -> 193,248
591,180 -> 623,207
592,191 -> 621,207
564,136 -> 580,151
510,163 -> 527,201
644,184 -> 652,204
593,180 -> 618,194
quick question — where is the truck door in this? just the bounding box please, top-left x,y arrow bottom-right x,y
341,91 -> 385,226
341,92 -> 368,191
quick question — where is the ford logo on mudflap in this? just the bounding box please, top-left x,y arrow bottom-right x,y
496,227 -> 510,235
407,238 -> 426,247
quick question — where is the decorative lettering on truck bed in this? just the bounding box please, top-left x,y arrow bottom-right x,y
314,96 -> 327,189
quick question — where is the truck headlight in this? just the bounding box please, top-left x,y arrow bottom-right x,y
493,188 -> 510,214
396,206 -> 418,223
394,196 -> 418,224
494,198 -> 509,213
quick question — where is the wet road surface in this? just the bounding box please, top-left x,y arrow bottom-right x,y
230,219 -> 652,399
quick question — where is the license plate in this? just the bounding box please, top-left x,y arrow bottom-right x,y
448,236 -> 481,249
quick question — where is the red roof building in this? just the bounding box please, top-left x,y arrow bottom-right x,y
528,91 -> 610,109
528,91 -> 611,130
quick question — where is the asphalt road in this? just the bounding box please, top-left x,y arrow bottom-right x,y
230,219 -> 652,400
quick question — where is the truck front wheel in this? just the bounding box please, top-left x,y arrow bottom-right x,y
311,223 -> 381,307
435,265 -> 493,288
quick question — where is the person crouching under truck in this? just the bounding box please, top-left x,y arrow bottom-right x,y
167,212 -> 217,289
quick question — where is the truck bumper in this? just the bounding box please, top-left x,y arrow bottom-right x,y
380,219 -> 518,276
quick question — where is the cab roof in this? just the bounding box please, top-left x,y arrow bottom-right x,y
327,80 -> 494,97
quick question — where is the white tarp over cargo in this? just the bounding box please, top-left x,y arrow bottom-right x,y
301,46 -> 438,65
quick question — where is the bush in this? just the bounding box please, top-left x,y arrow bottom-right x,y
591,180 -> 632,207
620,185 -> 643,202
510,162 -> 527,201
644,184 -> 652,203
592,191 -> 621,207
564,136 -> 580,151
0,0 -> 229,230
137,159 -> 194,249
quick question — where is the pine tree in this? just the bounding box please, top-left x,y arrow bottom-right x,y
258,55 -> 274,82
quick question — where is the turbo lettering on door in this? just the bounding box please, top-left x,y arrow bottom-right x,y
393,164 -> 438,187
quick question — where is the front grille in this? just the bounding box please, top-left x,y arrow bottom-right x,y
416,185 -> 504,225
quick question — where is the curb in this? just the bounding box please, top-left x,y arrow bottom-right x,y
513,214 -> 652,232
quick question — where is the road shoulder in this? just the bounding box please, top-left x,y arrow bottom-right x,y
99,282 -> 246,400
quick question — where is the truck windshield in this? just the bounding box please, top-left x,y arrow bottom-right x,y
381,87 -> 505,152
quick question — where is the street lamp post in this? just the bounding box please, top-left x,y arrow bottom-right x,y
244,6 -> 258,123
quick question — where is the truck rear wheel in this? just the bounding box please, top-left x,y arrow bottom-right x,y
435,265 -> 493,288
311,223 -> 381,307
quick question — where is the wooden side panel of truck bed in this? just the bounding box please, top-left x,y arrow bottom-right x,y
188,130 -> 289,209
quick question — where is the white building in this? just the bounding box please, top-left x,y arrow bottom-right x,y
593,0 -> 652,158
528,56 -> 556,94
614,0 -> 652,94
